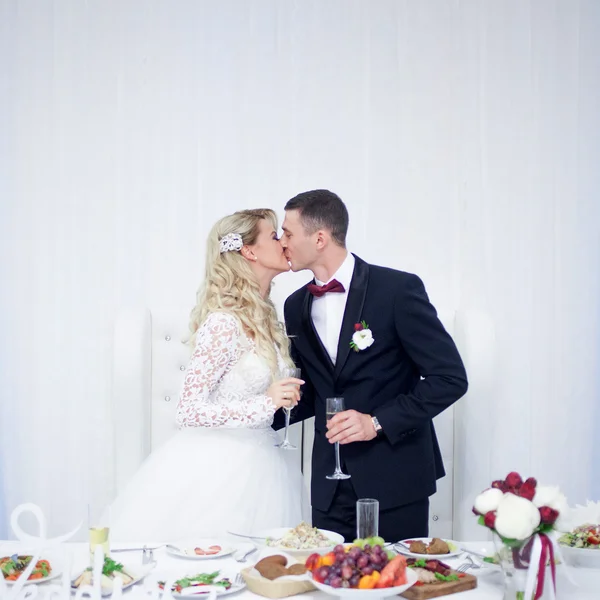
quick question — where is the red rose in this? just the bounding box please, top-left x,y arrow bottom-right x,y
524,477 -> 537,488
484,511 -> 497,529
519,481 -> 536,501
539,506 -> 559,525
491,480 -> 508,492
505,472 -> 523,489
354,323 -> 364,331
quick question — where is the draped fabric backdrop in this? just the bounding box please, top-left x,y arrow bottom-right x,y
1,0 -> 599,539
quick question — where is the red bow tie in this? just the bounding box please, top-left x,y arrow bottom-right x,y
307,279 -> 345,298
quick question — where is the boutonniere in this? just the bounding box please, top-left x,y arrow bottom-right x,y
350,321 -> 374,352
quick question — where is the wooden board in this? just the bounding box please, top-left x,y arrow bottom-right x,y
400,573 -> 477,599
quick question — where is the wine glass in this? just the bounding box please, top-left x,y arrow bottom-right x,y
88,503 -> 110,564
275,367 -> 301,449
325,397 -> 351,480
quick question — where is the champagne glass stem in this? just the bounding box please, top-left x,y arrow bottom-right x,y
283,408 -> 291,443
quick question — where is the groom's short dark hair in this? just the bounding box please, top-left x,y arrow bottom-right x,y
285,189 -> 349,247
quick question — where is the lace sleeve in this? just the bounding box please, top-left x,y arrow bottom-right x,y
175,312 -> 276,428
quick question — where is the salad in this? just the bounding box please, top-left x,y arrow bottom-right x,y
1,555 -> 52,582
559,524 -> 600,549
158,571 -> 232,594
267,522 -> 335,550
72,556 -> 135,591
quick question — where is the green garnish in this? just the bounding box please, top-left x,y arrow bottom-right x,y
102,557 -> 124,576
434,572 -> 459,582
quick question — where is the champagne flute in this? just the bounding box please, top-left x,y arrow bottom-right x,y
275,367 -> 301,449
88,503 -> 110,564
325,397 -> 351,480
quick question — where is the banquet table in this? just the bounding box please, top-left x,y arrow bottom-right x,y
0,540 -> 597,599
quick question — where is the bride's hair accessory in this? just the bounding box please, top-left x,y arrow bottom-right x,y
219,233 -> 243,254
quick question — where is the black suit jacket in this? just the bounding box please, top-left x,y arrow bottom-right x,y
273,255 -> 468,512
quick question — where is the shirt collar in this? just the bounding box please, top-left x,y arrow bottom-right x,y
315,252 -> 355,290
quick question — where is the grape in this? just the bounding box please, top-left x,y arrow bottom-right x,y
330,577 -> 342,588
341,566 -> 353,580
363,544 -> 371,552
373,545 -> 382,554
334,544 -> 345,554
349,574 -> 361,588
356,555 -> 369,569
371,555 -> 382,566
348,547 -> 362,560
343,557 -> 356,568
335,552 -> 345,563
317,567 -> 331,580
362,565 -> 374,576
324,576 -> 332,586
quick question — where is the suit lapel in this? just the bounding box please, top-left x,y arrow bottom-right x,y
301,288 -> 334,374
334,255 -> 369,380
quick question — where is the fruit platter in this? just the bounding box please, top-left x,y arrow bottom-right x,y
303,538 -> 417,598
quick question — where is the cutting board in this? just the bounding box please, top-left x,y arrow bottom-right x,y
400,573 -> 477,599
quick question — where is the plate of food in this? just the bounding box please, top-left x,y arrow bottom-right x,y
559,524 -> 600,568
71,555 -> 154,596
307,551 -> 418,599
167,540 -> 236,560
394,537 -> 462,560
1,554 -> 60,585
158,570 -> 245,597
255,522 -> 344,557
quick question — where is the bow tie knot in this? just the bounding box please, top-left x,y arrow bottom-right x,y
307,279 -> 345,298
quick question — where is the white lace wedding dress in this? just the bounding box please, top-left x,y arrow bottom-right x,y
110,312 -> 305,542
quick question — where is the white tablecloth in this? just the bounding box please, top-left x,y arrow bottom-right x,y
0,541 -> 597,599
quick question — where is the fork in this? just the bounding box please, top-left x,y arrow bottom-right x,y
456,555 -> 482,573
234,573 -> 245,586
233,548 -> 256,563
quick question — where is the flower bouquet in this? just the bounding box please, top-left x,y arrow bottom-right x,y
473,472 -> 568,600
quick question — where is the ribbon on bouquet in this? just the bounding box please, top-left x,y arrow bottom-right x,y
523,532 -> 576,600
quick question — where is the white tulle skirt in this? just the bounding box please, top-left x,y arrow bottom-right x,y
109,427 -> 306,542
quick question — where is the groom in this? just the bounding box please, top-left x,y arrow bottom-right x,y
273,189 -> 468,543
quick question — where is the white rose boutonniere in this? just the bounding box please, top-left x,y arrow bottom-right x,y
350,321 -> 374,352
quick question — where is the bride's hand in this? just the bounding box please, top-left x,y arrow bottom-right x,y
267,377 -> 304,410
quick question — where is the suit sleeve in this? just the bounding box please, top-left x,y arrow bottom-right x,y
373,274 -> 468,445
272,298 -> 317,431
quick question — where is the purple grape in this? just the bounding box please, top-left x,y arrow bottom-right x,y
349,574 -> 360,588
341,566 -> 353,580
324,576 -> 332,586
356,555 -> 369,569
362,565 -> 374,576
373,545 -> 382,554
363,544 -> 371,552
348,548 -> 361,560
334,544 -> 345,554
317,566 -> 331,580
343,557 -> 356,568
335,551 -> 346,563
371,554 -> 382,566
330,577 -> 342,588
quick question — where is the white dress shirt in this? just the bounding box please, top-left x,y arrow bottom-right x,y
311,252 -> 355,364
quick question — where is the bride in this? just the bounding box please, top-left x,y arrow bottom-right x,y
110,208 -> 305,542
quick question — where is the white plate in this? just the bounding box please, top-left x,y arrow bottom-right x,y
167,540 -> 236,560
1,554 -> 61,586
161,577 -> 246,598
71,561 -> 155,597
254,527 -> 345,557
394,538 -> 462,560
311,568 -> 418,598
559,544 -> 600,569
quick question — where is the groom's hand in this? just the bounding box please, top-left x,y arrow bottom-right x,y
326,410 -> 377,444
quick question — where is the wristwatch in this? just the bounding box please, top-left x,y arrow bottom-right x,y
371,415 -> 383,437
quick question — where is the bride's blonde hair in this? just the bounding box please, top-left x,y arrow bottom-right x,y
188,208 -> 292,377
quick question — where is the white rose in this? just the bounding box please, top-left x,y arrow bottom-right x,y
533,485 -> 567,512
474,488 -> 504,515
495,493 -> 541,540
352,329 -> 374,350
534,485 -> 569,531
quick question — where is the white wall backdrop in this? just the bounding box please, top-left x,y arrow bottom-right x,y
1,0 -> 599,539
